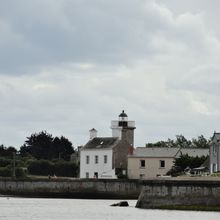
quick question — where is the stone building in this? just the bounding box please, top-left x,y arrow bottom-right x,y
80,110 -> 135,179
210,132 -> 220,173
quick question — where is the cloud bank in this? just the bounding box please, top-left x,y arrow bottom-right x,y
0,0 -> 220,148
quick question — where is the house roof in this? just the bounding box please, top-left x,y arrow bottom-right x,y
129,147 -> 209,158
130,147 -> 180,158
176,148 -> 209,157
82,137 -> 119,150
212,132 -> 220,141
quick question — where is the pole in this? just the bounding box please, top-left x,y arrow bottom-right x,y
12,152 -> 16,178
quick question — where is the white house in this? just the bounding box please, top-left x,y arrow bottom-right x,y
80,110 -> 135,179
210,132 -> 220,173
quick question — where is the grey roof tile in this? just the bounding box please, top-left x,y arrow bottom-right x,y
82,137 -> 119,150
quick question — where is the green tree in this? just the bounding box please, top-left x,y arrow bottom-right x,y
167,154 -> 208,176
175,135 -> 191,148
20,131 -> 74,161
25,131 -> 53,159
192,135 -> 210,148
0,145 -> 17,157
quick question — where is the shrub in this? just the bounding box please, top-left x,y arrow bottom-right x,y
0,158 -> 11,167
28,160 -> 53,176
0,167 -> 11,177
15,167 -> 27,178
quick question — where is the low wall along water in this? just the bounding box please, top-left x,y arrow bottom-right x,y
136,179 -> 220,210
0,179 -> 142,199
0,178 -> 220,210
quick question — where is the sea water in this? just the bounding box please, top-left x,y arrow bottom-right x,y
0,197 -> 219,220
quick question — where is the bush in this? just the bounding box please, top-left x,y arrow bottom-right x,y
28,160 -> 53,176
27,159 -> 79,177
15,167 -> 27,178
54,161 -> 78,177
0,167 -> 11,177
0,158 -> 11,167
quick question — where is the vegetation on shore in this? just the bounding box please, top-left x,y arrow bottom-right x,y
0,131 -> 79,179
146,135 -> 210,148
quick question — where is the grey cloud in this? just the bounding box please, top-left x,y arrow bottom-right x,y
1,0 -> 220,148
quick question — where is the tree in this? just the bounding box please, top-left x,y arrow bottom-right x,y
145,134 -> 210,149
0,145 -> 17,157
51,136 -> 74,160
20,131 -> 53,159
20,131 -> 74,161
192,135 -> 210,148
175,135 -> 191,148
167,154 -> 208,176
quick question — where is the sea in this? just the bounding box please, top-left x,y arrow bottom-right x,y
0,197 -> 220,220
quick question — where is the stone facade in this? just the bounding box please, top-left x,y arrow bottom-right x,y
210,132 -> 220,173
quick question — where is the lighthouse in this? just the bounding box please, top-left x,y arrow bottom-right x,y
111,110 -> 136,146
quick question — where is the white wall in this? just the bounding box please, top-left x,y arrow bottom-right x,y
80,148 -> 117,179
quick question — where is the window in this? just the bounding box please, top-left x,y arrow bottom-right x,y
160,160 -> 165,168
86,155 -> 90,164
95,155 -> 98,164
104,155 -> 108,164
140,160 -> 145,168
86,172 -> 89,178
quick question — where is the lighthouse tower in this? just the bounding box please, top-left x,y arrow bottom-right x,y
111,110 -> 136,146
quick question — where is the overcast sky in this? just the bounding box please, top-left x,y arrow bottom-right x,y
1,0 -> 220,149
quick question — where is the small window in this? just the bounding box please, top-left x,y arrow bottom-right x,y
104,155 -> 107,164
86,155 -> 90,164
95,155 -> 98,164
140,160 -> 145,168
86,172 -> 89,178
160,160 -> 165,168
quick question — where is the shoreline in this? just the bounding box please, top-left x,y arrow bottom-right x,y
0,177 -> 220,211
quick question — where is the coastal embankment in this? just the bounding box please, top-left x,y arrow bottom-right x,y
136,178 -> 220,211
1,177 -> 220,211
0,178 -> 142,199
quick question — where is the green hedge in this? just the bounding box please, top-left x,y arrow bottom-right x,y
27,160 -> 79,177
0,167 -> 11,177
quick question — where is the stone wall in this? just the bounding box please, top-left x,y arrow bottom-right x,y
136,179 -> 220,209
0,179 -> 142,199
1,177 -> 220,209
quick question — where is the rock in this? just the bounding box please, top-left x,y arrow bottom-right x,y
111,201 -> 129,207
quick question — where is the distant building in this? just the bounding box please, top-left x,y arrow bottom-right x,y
128,147 -> 209,179
210,132 -> 220,173
80,110 -> 135,179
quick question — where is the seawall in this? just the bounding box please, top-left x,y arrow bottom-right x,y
0,178 -> 142,199
1,177 -> 220,210
136,178 -> 220,210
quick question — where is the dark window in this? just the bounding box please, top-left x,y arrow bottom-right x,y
86,172 -> 89,178
104,155 -> 107,164
86,155 -> 89,164
160,160 -> 165,168
140,160 -> 145,168
118,121 -> 128,127
95,155 -> 98,164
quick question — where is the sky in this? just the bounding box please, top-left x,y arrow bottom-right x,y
1,0 -> 220,149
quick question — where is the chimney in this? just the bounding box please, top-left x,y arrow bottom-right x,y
89,128 -> 97,140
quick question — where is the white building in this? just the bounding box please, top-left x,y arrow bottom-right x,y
210,132 -> 220,173
80,110 -> 135,179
